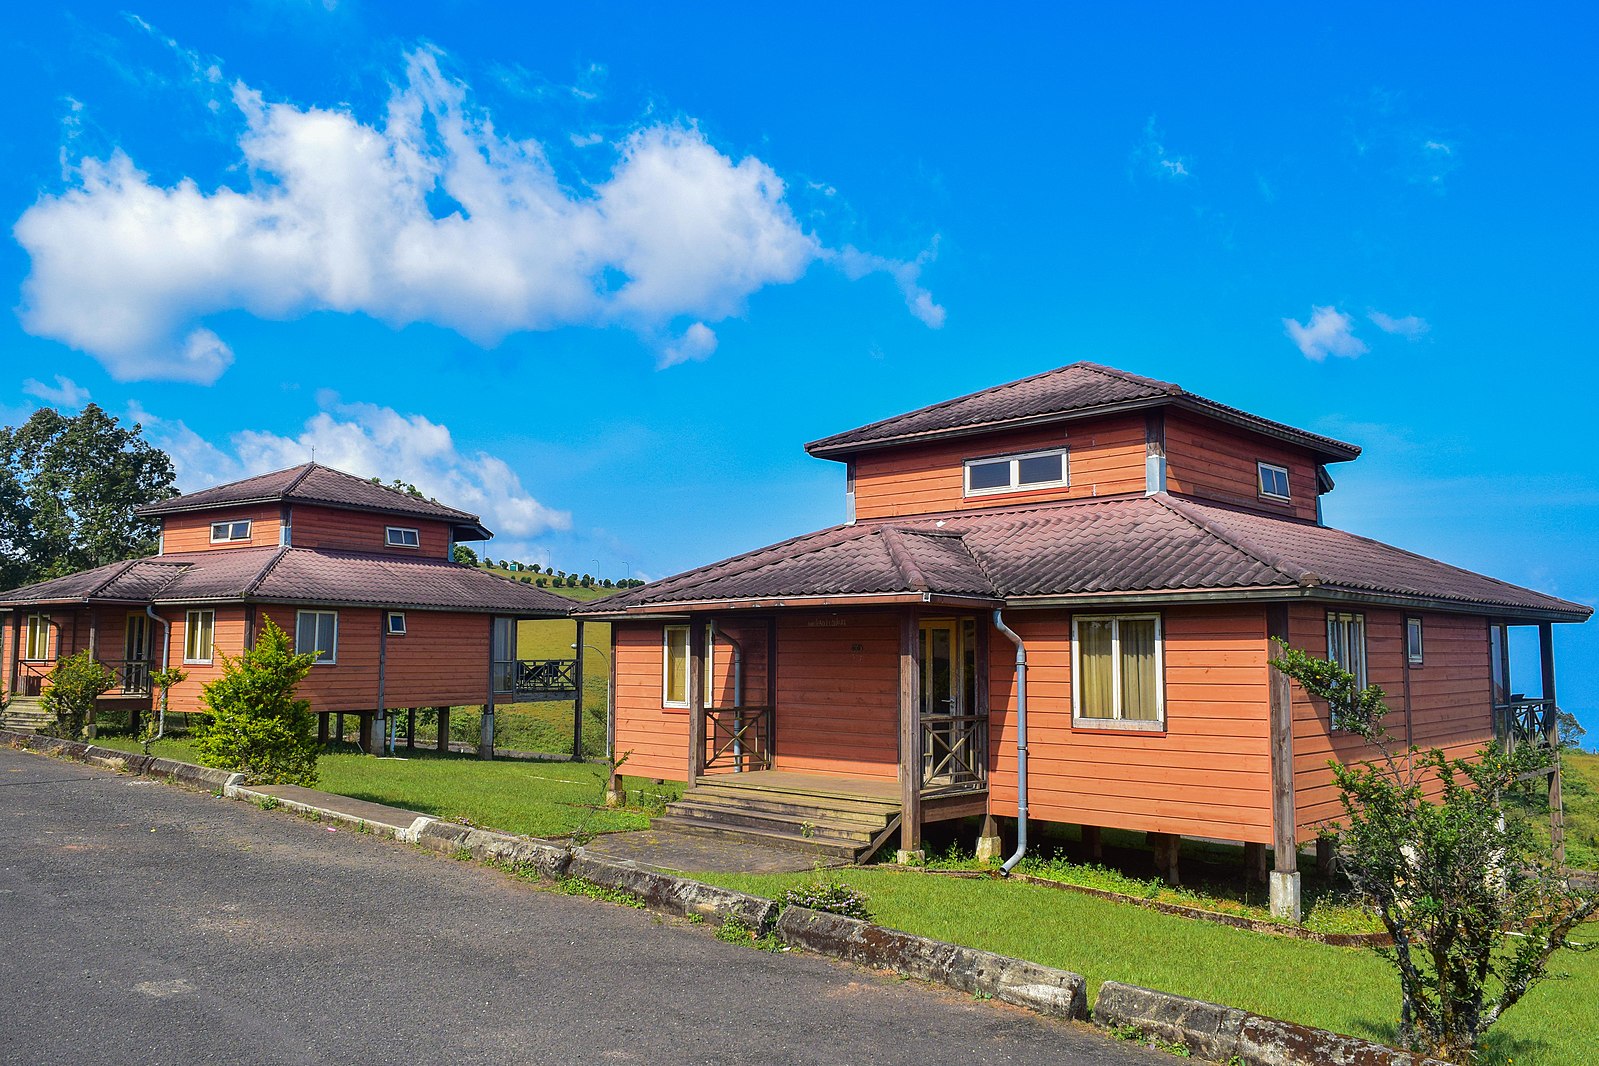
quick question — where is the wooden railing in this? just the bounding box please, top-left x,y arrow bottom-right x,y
922,713 -> 987,790
492,659 -> 579,696
16,661 -> 50,698
113,659 -> 152,696
12,658 -> 152,698
704,705 -> 774,772
1496,699 -> 1556,753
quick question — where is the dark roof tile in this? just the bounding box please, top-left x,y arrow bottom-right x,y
134,463 -> 485,528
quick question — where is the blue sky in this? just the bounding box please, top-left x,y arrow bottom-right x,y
3,3 -> 1596,733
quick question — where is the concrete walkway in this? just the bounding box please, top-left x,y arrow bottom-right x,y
250,783 -> 429,835
581,823 -> 841,874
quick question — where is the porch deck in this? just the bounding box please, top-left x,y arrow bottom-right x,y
694,769 -> 901,804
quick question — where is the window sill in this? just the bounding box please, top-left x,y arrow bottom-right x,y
1071,718 -> 1166,734
1255,494 -> 1292,507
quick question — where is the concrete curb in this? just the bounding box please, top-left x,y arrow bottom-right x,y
1092,981 -> 1450,1066
415,820 -> 574,881
775,906 -> 1089,1020
567,852 -> 779,930
222,782 -> 420,840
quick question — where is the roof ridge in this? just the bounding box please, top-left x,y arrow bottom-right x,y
878,527 -> 930,592
242,546 -> 294,598
85,559 -> 140,598
1154,495 -> 1317,587
1077,361 -> 1182,395
283,463 -> 318,493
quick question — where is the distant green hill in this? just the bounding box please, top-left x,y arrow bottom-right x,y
478,565 -> 628,603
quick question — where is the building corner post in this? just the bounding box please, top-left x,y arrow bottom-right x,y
897,610 -> 923,863
1266,604 -> 1301,921
1539,622 -> 1565,868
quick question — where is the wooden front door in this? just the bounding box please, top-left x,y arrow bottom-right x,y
123,612 -> 150,694
919,619 -> 985,789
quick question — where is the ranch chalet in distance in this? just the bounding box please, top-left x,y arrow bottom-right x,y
0,463 -> 574,752
576,361 -> 1589,918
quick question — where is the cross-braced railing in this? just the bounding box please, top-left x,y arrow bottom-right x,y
1495,698 -> 1556,753
922,713 -> 987,790
492,658 -> 579,696
704,705 -> 774,772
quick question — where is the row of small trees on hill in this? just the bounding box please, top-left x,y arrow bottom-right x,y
450,545 -> 643,589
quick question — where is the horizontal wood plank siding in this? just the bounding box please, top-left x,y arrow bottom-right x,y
852,416 -> 1147,520
379,610 -> 491,707
987,606 -> 1274,841
612,621 -> 689,781
162,507 -> 282,553
161,607 -> 248,714
288,505 -> 453,558
257,606 -> 381,712
772,611 -> 899,780
1164,413 -> 1319,521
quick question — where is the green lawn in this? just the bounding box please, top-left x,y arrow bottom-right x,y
88,736 -> 677,838
699,867 -> 1597,1066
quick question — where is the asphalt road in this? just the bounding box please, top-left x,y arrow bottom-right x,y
0,747 -> 1164,1066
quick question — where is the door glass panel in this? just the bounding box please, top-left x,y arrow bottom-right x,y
921,624 -> 955,716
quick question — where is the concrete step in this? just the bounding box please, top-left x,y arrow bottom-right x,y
680,788 -> 893,828
666,801 -> 879,845
648,814 -> 865,862
2,700 -> 53,732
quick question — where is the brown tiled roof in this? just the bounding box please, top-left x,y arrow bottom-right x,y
577,495 -> 1589,621
133,463 -> 490,535
804,361 -> 1361,463
0,547 -> 571,616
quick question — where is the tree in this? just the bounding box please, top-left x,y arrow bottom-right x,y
1271,642 -> 1596,1062
0,404 -> 177,588
452,544 -> 479,566
40,652 -> 114,739
194,619 -> 319,785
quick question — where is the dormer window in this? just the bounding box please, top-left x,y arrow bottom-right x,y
385,526 -> 421,548
964,447 -> 1069,497
210,520 -> 252,543
1257,462 -> 1291,502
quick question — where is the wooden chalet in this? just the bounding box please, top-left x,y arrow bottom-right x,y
576,362 -> 1591,918
0,463 -> 574,753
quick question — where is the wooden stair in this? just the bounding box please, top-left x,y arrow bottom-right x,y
2,697 -> 54,734
654,775 -> 902,863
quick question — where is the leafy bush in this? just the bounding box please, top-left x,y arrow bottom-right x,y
779,870 -> 873,921
194,619 -> 319,785
40,651 -> 114,739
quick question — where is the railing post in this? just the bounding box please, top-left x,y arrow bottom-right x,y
687,617 -> 706,784
1539,624 -> 1565,867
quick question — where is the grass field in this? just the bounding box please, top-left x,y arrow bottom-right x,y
700,866 -> 1597,1065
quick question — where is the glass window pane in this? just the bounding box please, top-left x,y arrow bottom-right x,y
967,460 -> 1011,491
1017,453 -> 1063,485
1119,618 -> 1159,721
1077,619 -> 1115,719
665,627 -> 688,704
318,615 -> 336,661
295,613 -> 313,657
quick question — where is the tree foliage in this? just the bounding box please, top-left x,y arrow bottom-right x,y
0,404 -> 177,588
194,620 -> 319,785
40,651 -> 114,739
1271,640 -> 1596,1062
451,544 -> 479,566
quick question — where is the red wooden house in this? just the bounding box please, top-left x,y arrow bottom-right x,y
577,362 -> 1589,918
1,463 -> 573,752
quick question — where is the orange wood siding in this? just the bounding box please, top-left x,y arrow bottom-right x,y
612,621 -> 689,780
258,606 -> 381,712
1287,605 -> 1494,840
772,611 -> 899,780
377,610 -> 492,708
1164,413 -> 1320,521
161,607 -> 248,714
987,606 -> 1274,841
162,507 -> 283,552
287,505 -> 453,558
851,416 -> 1147,520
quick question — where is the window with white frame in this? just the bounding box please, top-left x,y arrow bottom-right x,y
184,609 -> 215,664
385,527 -> 421,548
210,519 -> 252,543
387,612 -> 407,636
1326,611 -> 1368,729
23,614 -> 51,660
296,610 -> 339,665
964,447 -> 1069,497
1406,617 -> 1424,665
662,624 -> 715,708
1257,462 -> 1291,501
1072,614 -> 1164,727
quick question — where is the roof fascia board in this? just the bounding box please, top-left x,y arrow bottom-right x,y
600,592 -> 1003,615
1003,585 -> 1588,622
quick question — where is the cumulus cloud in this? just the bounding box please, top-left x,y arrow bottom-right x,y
1368,310 -> 1429,339
131,396 -> 570,541
657,322 -> 718,369
21,374 -> 91,408
1283,306 -> 1368,361
16,47 -> 937,382
836,244 -> 946,328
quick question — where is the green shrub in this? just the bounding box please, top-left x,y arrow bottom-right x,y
41,652 -> 114,739
778,870 -> 873,921
193,619 -> 319,785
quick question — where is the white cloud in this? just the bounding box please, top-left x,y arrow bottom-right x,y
132,396 -> 571,541
21,374 -> 90,408
1283,305 -> 1368,361
657,322 -> 718,369
836,243 -> 946,328
1368,310 -> 1429,339
1134,117 -> 1191,181
16,47 -> 936,382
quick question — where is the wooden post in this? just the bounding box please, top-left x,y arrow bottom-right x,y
359,712 -> 375,753
1082,825 -> 1103,862
765,615 -> 779,762
336,712 -> 345,744
687,617 -> 706,784
1244,841 -> 1269,884
1316,836 -> 1335,876
317,712 -> 329,745
1540,623 -> 1565,868
406,709 -> 416,751
436,706 -> 451,753
481,615 -> 496,760
1149,832 -> 1180,886
572,618 -> 586,762
1267,604 -> 1301,920
85,612 -> 99,739
898,610 -> 923,860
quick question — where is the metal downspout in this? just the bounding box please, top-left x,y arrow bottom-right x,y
992,610 -> 1028,875
145,607 -> 170,741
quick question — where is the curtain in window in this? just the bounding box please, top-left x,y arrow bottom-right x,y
1078,619 -> 1115,718
187,611 -> 215,661
664,627 -> 688,704
1119,617 -> 1159,721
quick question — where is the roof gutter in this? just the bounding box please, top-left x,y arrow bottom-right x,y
581,591 -> 1004,619
991,610 -> 1029,876
1001,585 -> 1591,622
